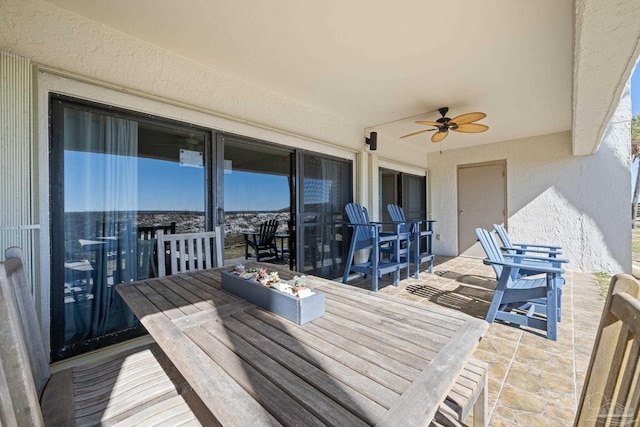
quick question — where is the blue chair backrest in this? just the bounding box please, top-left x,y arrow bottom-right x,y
345,203 -> 374,242
387,204 -> 409,234
475,228 -> 505,279
493,224 -> 512,251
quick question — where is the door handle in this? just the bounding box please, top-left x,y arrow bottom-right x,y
459,211 -> 464,215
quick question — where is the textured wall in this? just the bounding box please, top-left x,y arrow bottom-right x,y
428,82 -> 632,274
0,0 -> 365,151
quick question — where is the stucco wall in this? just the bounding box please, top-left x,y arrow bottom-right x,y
428,84 -> 632,273
0,0 -> 367,151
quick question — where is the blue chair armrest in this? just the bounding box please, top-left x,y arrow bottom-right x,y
510,242 -> 563,250
503,253 -> 570,264
483,258 -> 565,275
501,245 -> 563,255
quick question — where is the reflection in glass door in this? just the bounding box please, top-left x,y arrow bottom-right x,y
218,135 -> 293,267
297,153 -> 352,279
50,96 -> 208,361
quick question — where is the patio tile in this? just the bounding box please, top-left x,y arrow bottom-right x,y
345,255 -> 609,426
513,345 -> 574,378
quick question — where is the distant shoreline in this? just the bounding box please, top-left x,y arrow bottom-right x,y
66,210 -> 288,214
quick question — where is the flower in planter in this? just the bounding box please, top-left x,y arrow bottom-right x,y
268,271 -> 280,283
292,275 -> 306,288
234,264 -> 245,273
257,267 -> 270,286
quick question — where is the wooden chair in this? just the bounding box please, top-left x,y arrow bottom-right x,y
244,219 -> 279,262
138,222 -> 176,277
342,203 -> 409,292
0,247 -> 209,426
475,228 -> 567,340
137,221 -> 176,240
157,230 -> 217,277
387,204 -> 435,277
575,274 -> 640,426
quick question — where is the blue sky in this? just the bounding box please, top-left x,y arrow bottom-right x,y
65,151 -> 290,212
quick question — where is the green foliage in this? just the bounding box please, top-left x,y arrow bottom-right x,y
594,272 -> 611,297
633,114 -> 640,160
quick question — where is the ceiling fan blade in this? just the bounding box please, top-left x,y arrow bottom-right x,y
431,131 -> 448,143
400,129 -> 435,138
450,112 -> 486,125
415,120 -> 441,127
454,123 -> 489,133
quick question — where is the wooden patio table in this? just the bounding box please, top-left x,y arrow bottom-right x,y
116,262 -> 488,426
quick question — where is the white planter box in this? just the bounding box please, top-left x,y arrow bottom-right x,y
220,271 -> 325,325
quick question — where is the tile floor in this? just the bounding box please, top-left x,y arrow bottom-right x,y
351,255 -> 605,426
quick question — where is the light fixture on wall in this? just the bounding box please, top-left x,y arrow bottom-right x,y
365,132 -> 377,151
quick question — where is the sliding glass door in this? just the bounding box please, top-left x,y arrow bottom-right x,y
297,153 -> 352,278
50,95 -> 209,361
50,98 -> 352,361
216,134 -> 293,267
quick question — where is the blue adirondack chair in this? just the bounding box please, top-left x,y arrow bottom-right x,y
493,224 -> 562,256
493,223 -> 563,278
476,227 -> 568,340
386,204 -> 435,278
343,203 -> 409,292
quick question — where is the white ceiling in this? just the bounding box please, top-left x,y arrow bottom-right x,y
44,0 -> 574,152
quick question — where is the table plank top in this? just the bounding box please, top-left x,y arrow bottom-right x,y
116,262 -> 487,426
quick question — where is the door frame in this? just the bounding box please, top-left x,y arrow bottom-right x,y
456,160 -> 507,255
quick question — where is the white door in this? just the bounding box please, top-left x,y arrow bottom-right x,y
457,162 -> 506,257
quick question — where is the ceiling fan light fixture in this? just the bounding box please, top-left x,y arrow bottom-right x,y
400,107 -> 489,143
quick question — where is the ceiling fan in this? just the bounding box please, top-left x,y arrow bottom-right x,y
400,107 -> 489,143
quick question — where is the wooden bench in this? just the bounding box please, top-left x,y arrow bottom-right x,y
575,273 -> 640,426
0,247 -> 214,426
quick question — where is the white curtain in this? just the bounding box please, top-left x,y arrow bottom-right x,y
64,110 -> 138,338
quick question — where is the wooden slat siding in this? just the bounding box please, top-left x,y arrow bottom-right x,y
184,325 -> 328,427
240,308 -> 414,392
377,320 -> 488,426
190,322 -> 373,426
222,312 -> 400,408
117,286 -> 279,427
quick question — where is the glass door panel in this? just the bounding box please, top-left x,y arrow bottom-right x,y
51,96 -> 208,361
218,136 -> 293,267
297,153 -> 352,279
